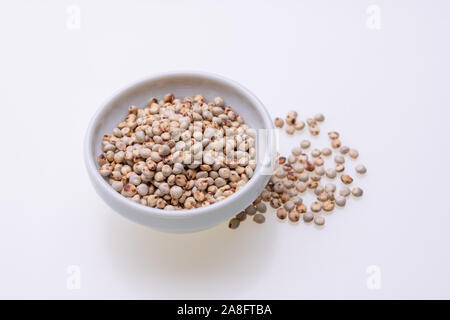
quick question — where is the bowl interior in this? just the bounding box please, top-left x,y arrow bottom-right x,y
90,74 -> 270,154
86,72 -> 274,218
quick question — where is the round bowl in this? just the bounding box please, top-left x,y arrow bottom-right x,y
84,71 -> 274,233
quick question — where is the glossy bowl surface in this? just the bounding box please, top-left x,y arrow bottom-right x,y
84,71 -> 274,233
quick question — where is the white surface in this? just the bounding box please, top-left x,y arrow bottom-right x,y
1,0 -> 449,299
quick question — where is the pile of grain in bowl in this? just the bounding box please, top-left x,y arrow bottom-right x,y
228,111 -> 367,229
97,93 -> 256,210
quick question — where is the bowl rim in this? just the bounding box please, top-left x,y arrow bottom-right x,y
84,70 -> 274,218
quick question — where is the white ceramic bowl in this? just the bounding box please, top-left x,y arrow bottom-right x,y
84,71 -> 274,233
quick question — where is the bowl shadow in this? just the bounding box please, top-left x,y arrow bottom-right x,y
104,211 -> 277,298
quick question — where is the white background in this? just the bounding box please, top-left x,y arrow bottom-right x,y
1,0 -> 449,299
